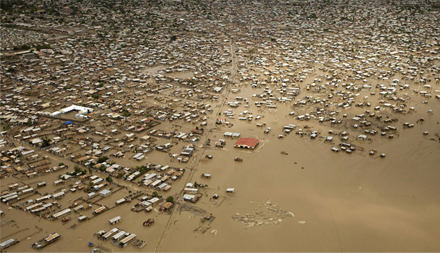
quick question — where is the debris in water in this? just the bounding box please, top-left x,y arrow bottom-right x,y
232,201 -> 295,228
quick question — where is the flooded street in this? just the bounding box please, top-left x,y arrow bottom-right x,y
1,0 -> 440,252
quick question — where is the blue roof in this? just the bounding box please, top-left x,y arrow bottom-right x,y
64,121 -> 73,125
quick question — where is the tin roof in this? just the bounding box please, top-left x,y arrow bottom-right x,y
234,138 -> 259,148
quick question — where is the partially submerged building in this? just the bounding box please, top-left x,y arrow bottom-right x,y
234,138 -> 259,149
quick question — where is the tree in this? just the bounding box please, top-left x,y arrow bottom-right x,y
73,166 -> 86,175
152,191 -> 162,198
97,156 -> 109,163
2,124 -> 10,131
121,109 -> 131,117
35,44 -> 51,51
106,176 -> 113,183
166,196 -> 174,203
194,181 -> 207,188
74,166 -> 82,173
41,137 -> 51,148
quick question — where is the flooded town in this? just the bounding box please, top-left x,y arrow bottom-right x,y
1,0 -> 440,252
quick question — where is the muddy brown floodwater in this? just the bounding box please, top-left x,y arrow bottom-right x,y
1,68 -> 440,253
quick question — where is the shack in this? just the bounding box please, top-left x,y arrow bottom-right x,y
31,233 -> 61,249
53,179 -> 65,186
119,234 -> 136,247
183,194 -> 197,202
53,192 -> 65,199
102,228 -> 118,240
0,238 -> 17,250
115,198 -> 126,205
160,202 -> 174,211
52,208 -> 71,219
94,206 -> 107,215
109,216 -> 121,225
99,189 -> 111,197
112,231 -> 126,241
226,188 -> 235,193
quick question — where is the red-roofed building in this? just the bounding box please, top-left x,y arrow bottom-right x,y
217,118 -> 226,124
144,118 -> 153,123
191,129 -> 203,134
234,138 -> 259,149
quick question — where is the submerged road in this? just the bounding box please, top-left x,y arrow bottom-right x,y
154,40 -> 238,252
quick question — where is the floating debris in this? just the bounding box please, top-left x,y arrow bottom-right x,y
232,201 -> 294,228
